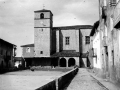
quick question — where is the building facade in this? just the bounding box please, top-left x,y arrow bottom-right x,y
21,44 -> 34,67
89,0 -> 120,83
0,38 -> 16,70
21,9 -> 92,68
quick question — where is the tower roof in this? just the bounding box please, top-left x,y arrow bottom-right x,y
21,44 -> 34,47
34,9 -> 53,15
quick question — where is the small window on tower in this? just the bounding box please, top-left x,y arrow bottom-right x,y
40,51 -> 43,54
39,29 -> 43,32
41,29 -> 43,31
40,13 -> 44,19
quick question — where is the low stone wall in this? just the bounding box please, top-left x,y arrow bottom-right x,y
31,66 -> 73,72
36,79 -> 56,90
35,67 -> 79,90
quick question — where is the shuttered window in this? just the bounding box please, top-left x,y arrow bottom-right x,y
65,37 -> 70,45
85,36 -> 90,44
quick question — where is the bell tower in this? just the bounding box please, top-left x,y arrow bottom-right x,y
34,9 -> 53,57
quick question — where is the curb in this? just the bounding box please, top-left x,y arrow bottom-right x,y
90,75 -> 109,90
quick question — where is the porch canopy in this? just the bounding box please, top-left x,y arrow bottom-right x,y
51,50 -> 80,57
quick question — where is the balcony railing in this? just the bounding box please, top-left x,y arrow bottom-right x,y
113,0 -> 120,27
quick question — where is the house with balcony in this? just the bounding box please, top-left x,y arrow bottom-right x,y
100,0 -> 120,83
112,0 -> 120,83
89,0 -> 120,83
0,38 -> 16,71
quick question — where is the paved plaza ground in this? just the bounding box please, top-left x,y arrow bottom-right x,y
66,68 -> 120,90
65,68 -> 107,90
0,70 -> 64,90
1,68 -> 120,90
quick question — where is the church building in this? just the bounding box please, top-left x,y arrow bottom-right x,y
21,9 -> 92,67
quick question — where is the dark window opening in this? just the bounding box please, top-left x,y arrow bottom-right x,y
26,47 -> 30,53
40,13 -> 44,19
85,36 -> 90,44
65,37 -> 70,45
40,51 -> 43,54
39,29 -> 43,32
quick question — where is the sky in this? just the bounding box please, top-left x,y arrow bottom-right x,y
0,0 -> 99,57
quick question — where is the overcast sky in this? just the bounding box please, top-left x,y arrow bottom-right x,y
0,0 -> 99,57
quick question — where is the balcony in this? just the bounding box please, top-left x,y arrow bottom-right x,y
113,0 -> 120,27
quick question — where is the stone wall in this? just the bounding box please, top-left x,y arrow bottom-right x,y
35,67 -> 79,90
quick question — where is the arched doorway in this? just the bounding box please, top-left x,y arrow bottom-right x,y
59,58 -> 66,67
68,58 -> 75,67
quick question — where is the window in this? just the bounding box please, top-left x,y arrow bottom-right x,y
26,47 -> 30,53
93,48 -> 97,57
112,50 -> 114,66
85,36 -> 90,44
39,28 -> 43,32
65,37 -> 70,45
40,51 -> 43,54
40,13 -> 44,19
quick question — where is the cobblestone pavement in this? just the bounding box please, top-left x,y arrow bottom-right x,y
66,68 -> 107,90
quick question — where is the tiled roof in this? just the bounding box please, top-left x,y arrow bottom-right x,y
90,21 -> 99,36
52,50 -> 80,57
0,38 -> 16,46
53,25 -> 93,30
21,44 -> 34,47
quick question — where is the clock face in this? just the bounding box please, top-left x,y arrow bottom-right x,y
40,21 -> 46,26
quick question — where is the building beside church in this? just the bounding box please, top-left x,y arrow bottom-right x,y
0,38 -> 16,70
21,9 -> 92,67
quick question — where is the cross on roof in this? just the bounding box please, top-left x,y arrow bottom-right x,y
43,4 -> 45,9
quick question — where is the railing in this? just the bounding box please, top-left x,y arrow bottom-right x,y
35,67 -> 79,90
